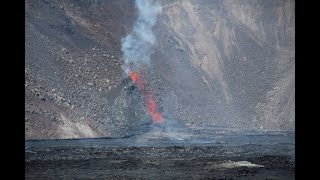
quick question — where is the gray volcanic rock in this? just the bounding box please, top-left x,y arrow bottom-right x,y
25,0 -> 294,139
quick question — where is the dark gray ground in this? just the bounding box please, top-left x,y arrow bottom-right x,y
25,1 -> 295,178
26,125 -> 295,179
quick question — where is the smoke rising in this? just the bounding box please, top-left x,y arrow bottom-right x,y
121,0 -> 162,74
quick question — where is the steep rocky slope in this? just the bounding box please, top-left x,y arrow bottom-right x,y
154,0 -> 295,130
25,0 -> 295,139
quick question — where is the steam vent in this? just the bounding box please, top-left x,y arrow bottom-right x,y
26,0 -> 295,179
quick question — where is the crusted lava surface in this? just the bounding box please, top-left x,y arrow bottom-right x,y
26,127 -> 294,179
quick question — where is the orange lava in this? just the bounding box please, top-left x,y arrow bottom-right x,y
129,71 -> 164,124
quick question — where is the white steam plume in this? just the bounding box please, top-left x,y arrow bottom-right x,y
121,0 -> 162,74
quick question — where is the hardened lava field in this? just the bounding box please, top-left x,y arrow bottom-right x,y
26,127 -> 295,179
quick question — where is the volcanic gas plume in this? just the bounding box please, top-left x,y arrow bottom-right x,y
121,0 -> 163,124
129,71 -> 164,123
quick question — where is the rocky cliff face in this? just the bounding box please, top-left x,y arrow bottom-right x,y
154,0 -> 295,130
25,0 -> 294,139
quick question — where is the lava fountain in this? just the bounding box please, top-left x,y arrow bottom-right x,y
121,0 -> 163,124
129,70 -> 164,124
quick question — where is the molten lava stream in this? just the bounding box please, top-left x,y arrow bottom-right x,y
129,71 -> 164,124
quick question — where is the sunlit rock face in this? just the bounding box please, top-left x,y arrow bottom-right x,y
154,0 -> 294,130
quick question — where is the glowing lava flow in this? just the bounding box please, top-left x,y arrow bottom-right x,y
129,71 -> 164,124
